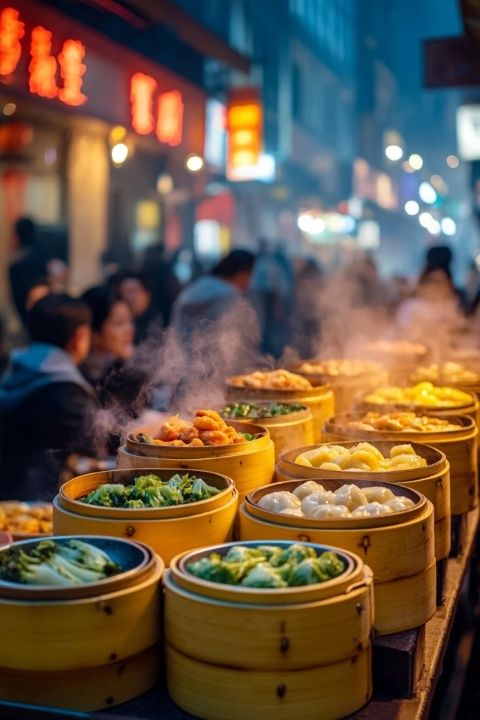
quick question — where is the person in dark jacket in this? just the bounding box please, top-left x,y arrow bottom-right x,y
110,271 -> 161,343
0,294 -> 96,500
9,217 -> 47,326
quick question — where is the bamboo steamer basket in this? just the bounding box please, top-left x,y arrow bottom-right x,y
220,403 -> 314,459
167,644 -> 371,720
0,536 -> 163,710
225,376 -> 335,442
290,359 -> 388,415
324,413 -> 478,517
277,441 -> 450,561
239,480 -> 435,635
118,421 -> 275,499
0,644 -> 160,712
166,540 -> 372,720
53,496 -> 238,567
357,390 -> 480,428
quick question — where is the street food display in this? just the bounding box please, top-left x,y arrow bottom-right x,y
295,442 -> 427,471
221,400 -> 306,418
345,411 -> 462,433
0,501 -> 53,536
132,409 -> 250,447
365,381 -> 473,407
296,358 -> 380,378
228,368 -> 313,390
412,361 -> 480,384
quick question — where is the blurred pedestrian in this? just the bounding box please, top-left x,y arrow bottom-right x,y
292,258 -> 324,358
141,244 -> 180,326
171,249 -> 256,338
111,271 -> 160,343
9,217 -> 46,326
0,294 -> 96,500
25,277 -> 50,313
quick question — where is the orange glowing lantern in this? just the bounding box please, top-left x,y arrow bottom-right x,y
156,89 -> 183,146
226,87 -> 263,180
130,72 -> 156,135
0,7 -> 25,76
0,120 -> 33,152
58,39 -> 87,106
29,26 -> 57,98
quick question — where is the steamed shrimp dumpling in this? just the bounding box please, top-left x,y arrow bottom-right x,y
258,491 -> 300,513
311,504 -> 350,519
293,480 -> 325,500
362,502 -> 393,516
386,496 -> 415,512
334,484 -> 368,510
363,486 -> 395,503
279,507 -> 304,517
301,491 -> 335,518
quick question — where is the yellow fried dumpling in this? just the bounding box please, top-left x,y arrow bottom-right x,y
319,462 -> 343,471
305,445 -> 349,468
389,444 -> 416,458
352,442 -> 384,462
388,454 -> 426,469
340,450 -> 381,471
363,486 -> 395,503
295,453 -> 313,467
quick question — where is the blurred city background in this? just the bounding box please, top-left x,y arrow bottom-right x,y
1,0 -> 480,338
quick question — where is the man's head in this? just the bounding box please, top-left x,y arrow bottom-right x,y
15,217 -> 37,249
27,294 -> 92,365
112,271 -> 152,317
212,249 -> 256,291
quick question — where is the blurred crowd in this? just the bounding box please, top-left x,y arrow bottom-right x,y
0,216 -> 479,501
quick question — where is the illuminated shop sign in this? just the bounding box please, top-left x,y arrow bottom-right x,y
226,87 -> 263,181
0,5 -> 187,148
0,6 -> 87,106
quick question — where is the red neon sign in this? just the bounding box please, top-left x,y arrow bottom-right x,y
0,7 -> 24,76
0,6 -> 87,106
58,39 -> 86,106
156,89 -> 183,146
29,26 -> 57,98
130,72 -> 157,135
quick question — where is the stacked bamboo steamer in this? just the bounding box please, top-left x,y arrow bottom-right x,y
290,359 -> 388,414
225,374 -> 335,442
53,468 -> 238,565
165,540 -> 374,720
324,413 -> 478,519
220,403 -> 314,459
276,441 -> 450,569
0,535 -> 163,710
117,421 -> 275,500
239,481 -> 435,635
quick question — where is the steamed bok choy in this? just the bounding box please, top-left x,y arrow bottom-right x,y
0,539 -> 121,586
80,473 -> 221,509
187,543 -> 345,588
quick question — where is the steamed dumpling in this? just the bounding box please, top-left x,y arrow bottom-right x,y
361,502 -> 393,516
293,480 -> 325,500
389,444 -> 416,458
333,484 -> 368,511
352,442 -> 384,462
363,486 -> 395,503
386,496 -> 415,512
258,491 -> 301,513
388,454 -> 427,469
301,491 -> 335,518
340,449 -> 381,471
311,504 -> 350,519
319,462 -> 343,471
298,445 -> 349,468
279,507 -> 304,517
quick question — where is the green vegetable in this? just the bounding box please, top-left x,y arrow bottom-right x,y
186,544 -> 345,588
222,402 -> 306,419
80,473 -> 220,509
0,540 -> 121,587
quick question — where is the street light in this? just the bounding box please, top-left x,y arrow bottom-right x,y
385,144 -> 403,161
408,153 -> 423,170
419,182 -> 437,204
446,155 -> 460,169
111,142 -> 129,165
185,154 -> 204,172
405,200 -> 420,216
419,212 -> 433,228
441,217 -> 457,236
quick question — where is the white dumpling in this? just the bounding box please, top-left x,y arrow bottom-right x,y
351,507 -> 370,518
279,507 -> 305,517
386,496 -> 415,512
363,486 -> 395,504
293,480 -> 325,500
301,491 -> 335,518
361,501 -> 393,516
258,491 -> 301,513
334,484 -> 368,511
311,503 -> 350,519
